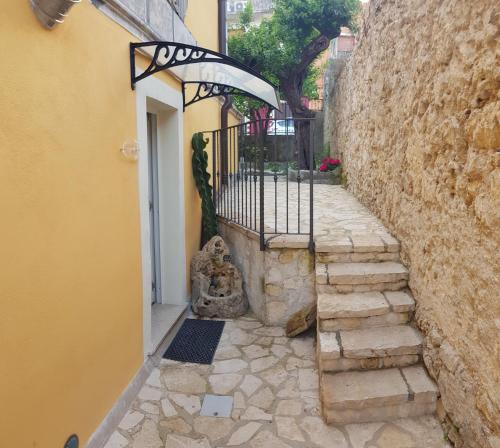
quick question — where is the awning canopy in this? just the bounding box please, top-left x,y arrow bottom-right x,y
130,42 -> 280,111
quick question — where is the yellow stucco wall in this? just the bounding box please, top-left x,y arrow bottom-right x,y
0,0 -> 227,446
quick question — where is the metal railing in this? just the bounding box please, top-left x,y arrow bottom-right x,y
204,118 -> 317,251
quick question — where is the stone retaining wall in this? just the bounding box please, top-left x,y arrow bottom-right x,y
328,1 -> 499,446
219,220 -> 315,327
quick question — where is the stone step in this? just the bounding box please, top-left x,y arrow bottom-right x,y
321,366 -> 439,424
318,291 -> 415,331
318,325 -> 422,372
315,233 -> 400,255
341,325 -> 422,358
316,262 -> 409,293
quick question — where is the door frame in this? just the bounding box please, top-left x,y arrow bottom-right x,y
135,74 -> 188,356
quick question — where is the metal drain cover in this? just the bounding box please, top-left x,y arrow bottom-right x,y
200,394 -> 233,418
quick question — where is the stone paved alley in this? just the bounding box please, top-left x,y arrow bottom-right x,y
104,315 -> 450,448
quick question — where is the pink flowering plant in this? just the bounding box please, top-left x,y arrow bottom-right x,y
319,157 -> 341,172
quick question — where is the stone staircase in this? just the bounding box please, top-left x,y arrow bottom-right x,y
315,234 -> 439,425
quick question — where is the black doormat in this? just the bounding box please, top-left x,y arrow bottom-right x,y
163,318 -> 225,364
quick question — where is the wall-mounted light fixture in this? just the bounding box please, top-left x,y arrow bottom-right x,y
120,141 -> 140,162
30,0 -> 81,29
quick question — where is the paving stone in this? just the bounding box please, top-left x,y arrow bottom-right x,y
138,386 -> 162,402
239,374 -> 263,396
253,327 -> 286,337
298,368 -> 318,390
160,397 -> 178,417
165,434 -> 210,448
328,262 -> 408,285
384,291 -> 415,312
237,320 -> 263,330
259,364 -> 288,387
275,399 -> 303,416
248,386 -> 275,410
208,373 -> 242,394
275,416 -> 305,441
285,357 -> 314,370
159,418 -> 191,435
103,431 -> 129,448
300,416 -> 349,448
146,369 -> 162,388
230,328 -> 258,345
213,359 -> 248,374
401,366 -> 439,403
119,411 -> 144,430
255,336 -> 274,346
250,355 -> 279,372
242,344 -> 270,359
274,337 -> 289,345
290,338 -> 315,358
140,402 -> 160,415
163,368 -> 207,394
226,422 -> 262,446
240,405 -> 273,422
214,345 -> 242,360
322,369 -> 409,410
340,325 -> 422,358
131,419 -> 162,448
345,422 -> 384,447
318,292 -> 389,319
249,430 -> 293,448
371,424 -> 416,447
271,344 -> 292,358
168,393 -> 201,415
276,378 -> 301,399
234,391 -> 246,409
193,416 -> 235,441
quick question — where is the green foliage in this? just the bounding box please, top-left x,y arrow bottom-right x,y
228,0 -> 360,115
191,133 -> 218,246
239,2 -> 253,30
303,66 -> 320,100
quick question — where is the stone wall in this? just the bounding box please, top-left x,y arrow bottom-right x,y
328,1 -> 499,447
219,220 -> 315,327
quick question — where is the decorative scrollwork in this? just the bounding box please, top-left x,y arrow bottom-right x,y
184,82 -> 249,108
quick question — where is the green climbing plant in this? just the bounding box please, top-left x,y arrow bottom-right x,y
192,132 -> 218,246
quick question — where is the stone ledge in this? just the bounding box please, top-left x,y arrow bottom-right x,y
318,291 -> 389,319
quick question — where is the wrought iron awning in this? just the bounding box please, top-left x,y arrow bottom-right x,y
130,42 -> 280,111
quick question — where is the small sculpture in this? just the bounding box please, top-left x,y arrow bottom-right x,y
191,236 -> 248,318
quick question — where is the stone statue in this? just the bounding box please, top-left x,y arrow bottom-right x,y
191,236 -> 248,318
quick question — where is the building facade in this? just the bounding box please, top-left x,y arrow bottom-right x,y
0,1 -> 240,446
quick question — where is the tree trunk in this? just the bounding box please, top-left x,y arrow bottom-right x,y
277,34 -> 330,170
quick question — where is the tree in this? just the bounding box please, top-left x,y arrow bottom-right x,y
229,0 -> 360,168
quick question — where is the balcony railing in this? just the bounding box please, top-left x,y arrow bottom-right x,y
204,118 -> 317,251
